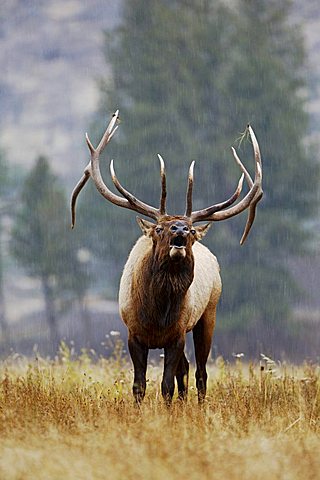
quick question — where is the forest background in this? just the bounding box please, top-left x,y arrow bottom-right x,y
1,0 -> 320,361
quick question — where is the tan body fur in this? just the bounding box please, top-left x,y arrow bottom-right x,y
119,235 -> 222,348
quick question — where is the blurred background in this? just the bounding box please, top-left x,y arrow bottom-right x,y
1,0 -> 320,361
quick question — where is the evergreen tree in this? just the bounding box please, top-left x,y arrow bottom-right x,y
0,151 -> 10,343
78,0 -> 319,355
11,157 -> 90,352
214,0 -> 319,354
78,0 -> 233,289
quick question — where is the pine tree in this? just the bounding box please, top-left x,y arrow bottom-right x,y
78,0 -> 319,356
78,0 -> 233,290
214,0 -> 319,354
11,157 -> 90,352
0,151 -> 10,344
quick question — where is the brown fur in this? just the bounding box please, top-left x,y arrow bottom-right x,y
119,215 -> 221,403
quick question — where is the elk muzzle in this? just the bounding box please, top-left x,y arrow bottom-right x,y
169,225 -> 189,259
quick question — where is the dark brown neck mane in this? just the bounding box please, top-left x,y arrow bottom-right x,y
139,249 -> 194,329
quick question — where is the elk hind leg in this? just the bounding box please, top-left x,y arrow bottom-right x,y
193,307 -> 216,403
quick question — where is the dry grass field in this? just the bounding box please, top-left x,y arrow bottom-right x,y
0,343 -> 319,480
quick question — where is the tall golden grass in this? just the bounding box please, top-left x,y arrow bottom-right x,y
0,344 -> 319,480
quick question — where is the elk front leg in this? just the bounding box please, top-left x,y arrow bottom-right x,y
128,335 -> 148,403
175,352 -> 189,401
162,337 -> 185,405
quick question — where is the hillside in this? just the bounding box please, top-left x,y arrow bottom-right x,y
1,1 -> 320,183
0,0 -> 120,181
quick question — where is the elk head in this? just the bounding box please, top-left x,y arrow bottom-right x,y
137,216 -> 211,263
71,110 -> 263,246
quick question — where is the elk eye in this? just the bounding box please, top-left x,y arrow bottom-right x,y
155,227 -> 163,234
183,227 -> 189,232
170,225 -> 178,231
191,229 -> 196,235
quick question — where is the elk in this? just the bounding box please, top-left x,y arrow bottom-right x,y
71,111 -> 263,404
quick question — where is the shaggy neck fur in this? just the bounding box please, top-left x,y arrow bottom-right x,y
139,248 -> 194,329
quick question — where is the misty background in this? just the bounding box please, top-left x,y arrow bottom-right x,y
1,0 -> 320,361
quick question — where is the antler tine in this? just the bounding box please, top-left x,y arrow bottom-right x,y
97,110 -> 119,152
231,147 -> 253,187
85,134 -> 95,155
70,168 -> 91,228
110,160 -> 160,220
248,125 -> 262,177
157,154 -> 167,215
239,190 -> 262,245
185,161 -> 195,217
239,125 -> 263,244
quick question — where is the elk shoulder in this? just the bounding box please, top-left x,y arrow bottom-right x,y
119,236 -> 221,334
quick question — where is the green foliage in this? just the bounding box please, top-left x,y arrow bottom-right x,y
212,0 -> 319,352
79,0 -> 234,290
80,0 -> 319,353
11,156 -> 90,310
0,149 -> 17,340
0,152 -> 8,200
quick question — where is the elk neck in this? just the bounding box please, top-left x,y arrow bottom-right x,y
138,247 -> 195,329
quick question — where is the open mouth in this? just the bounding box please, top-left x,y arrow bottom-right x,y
170,235 -> 187,249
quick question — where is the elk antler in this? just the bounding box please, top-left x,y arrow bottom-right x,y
157,154 -> 167,215
71,113 -> 262,244
70,111 -> 168,227
189,125 -> 263,244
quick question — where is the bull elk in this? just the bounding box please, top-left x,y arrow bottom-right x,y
71,111 -> 263,404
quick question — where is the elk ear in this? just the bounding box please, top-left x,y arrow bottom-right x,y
136,217 -> 155,237
194,223 -> 211,240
